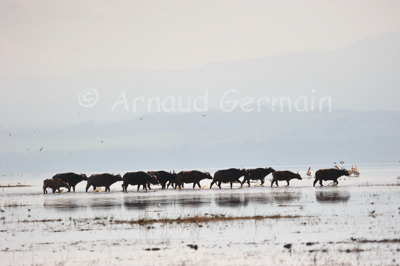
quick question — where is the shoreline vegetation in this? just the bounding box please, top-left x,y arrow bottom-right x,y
0,184 -> 32,188
19,214 -> 303,226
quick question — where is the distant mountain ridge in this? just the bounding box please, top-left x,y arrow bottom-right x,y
0,32 -> 399,127
0,109 -> 398,173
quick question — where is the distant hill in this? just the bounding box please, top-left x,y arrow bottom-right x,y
0,32 -> 399,127
0,109 -> 398,173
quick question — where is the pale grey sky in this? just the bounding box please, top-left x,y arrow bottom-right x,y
1,0 -> 400,75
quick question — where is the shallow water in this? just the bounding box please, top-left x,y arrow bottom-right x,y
1,163 -> 399,265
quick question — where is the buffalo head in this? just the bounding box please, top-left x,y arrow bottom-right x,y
148,173 -> 159,185
114,174 -> 123,181
204,172 -> 213,179
55,178 -> 70,190
241,169 -> 250,177
341,169 -> 350,176
295,171 -> 302,180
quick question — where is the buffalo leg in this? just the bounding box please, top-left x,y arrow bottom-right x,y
218,182 -> 222,189
271,180 -> 274,187
319,180 -> 323,186
275,180 -> 279,187
260,179 -> 264,186
193,183 -> 196,189
230,181 -> 233,189
197,182 -> 201,188
247,179 -> 251,187
286,180 -> 290,187
313,179 -> 318,187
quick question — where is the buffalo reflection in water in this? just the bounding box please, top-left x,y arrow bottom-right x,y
215,193 -> 272,207
91,198 -> 122,209
215,194 -> 248,207
177,197 -> 211,207
44,199 -> 86,211
123,197 -> 153,210
270,192 -> 300,204
123,196 -> 211,210
244,193 -> 271,205
44,197 -> 123,211
316,190 -> 350,203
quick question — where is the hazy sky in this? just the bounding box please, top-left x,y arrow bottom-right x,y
1,0 -> 400,75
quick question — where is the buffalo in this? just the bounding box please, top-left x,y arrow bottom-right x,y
52,172 -> 88,192
176,171 -> 212,189
271,171 -> 302,187
166,174 -> 179,189
43,178 -> 70,194
86,173 -> 122,192
241,167 -> 275,187
122,171 -> 159,192
313,168 -> 349,187
148,170 -> 177,189
210,168 -> 249,189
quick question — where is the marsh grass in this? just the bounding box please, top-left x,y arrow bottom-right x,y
21,219 -> 62,223
18,214 -> 303,225
0,185 -> 32,188
3,202 -> 28,207
113,214 -> 302,226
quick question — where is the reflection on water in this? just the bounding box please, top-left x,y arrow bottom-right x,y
43,191 -> 304,212
123,196 -> 212,210
315,190 -> 350,203
44,198 -> 123,211
213,192 -> 301,207
270,192 -> 300,204
244,193 -> 271,205
123,198 -> 150,210
44,199 -> 86,211
215,194 -> 248,207
91,199 -> 122,209
178,197 -> 211,207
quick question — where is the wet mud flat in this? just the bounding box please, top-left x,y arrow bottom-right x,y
1,167 -> 400,265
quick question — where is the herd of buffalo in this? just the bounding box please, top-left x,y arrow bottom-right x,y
42,167 -> 351,194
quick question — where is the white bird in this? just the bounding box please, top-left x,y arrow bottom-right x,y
349,164 -> 360,176
306,167 -> 313,177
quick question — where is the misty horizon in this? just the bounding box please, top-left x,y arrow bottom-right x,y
1,1 -> 399,174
